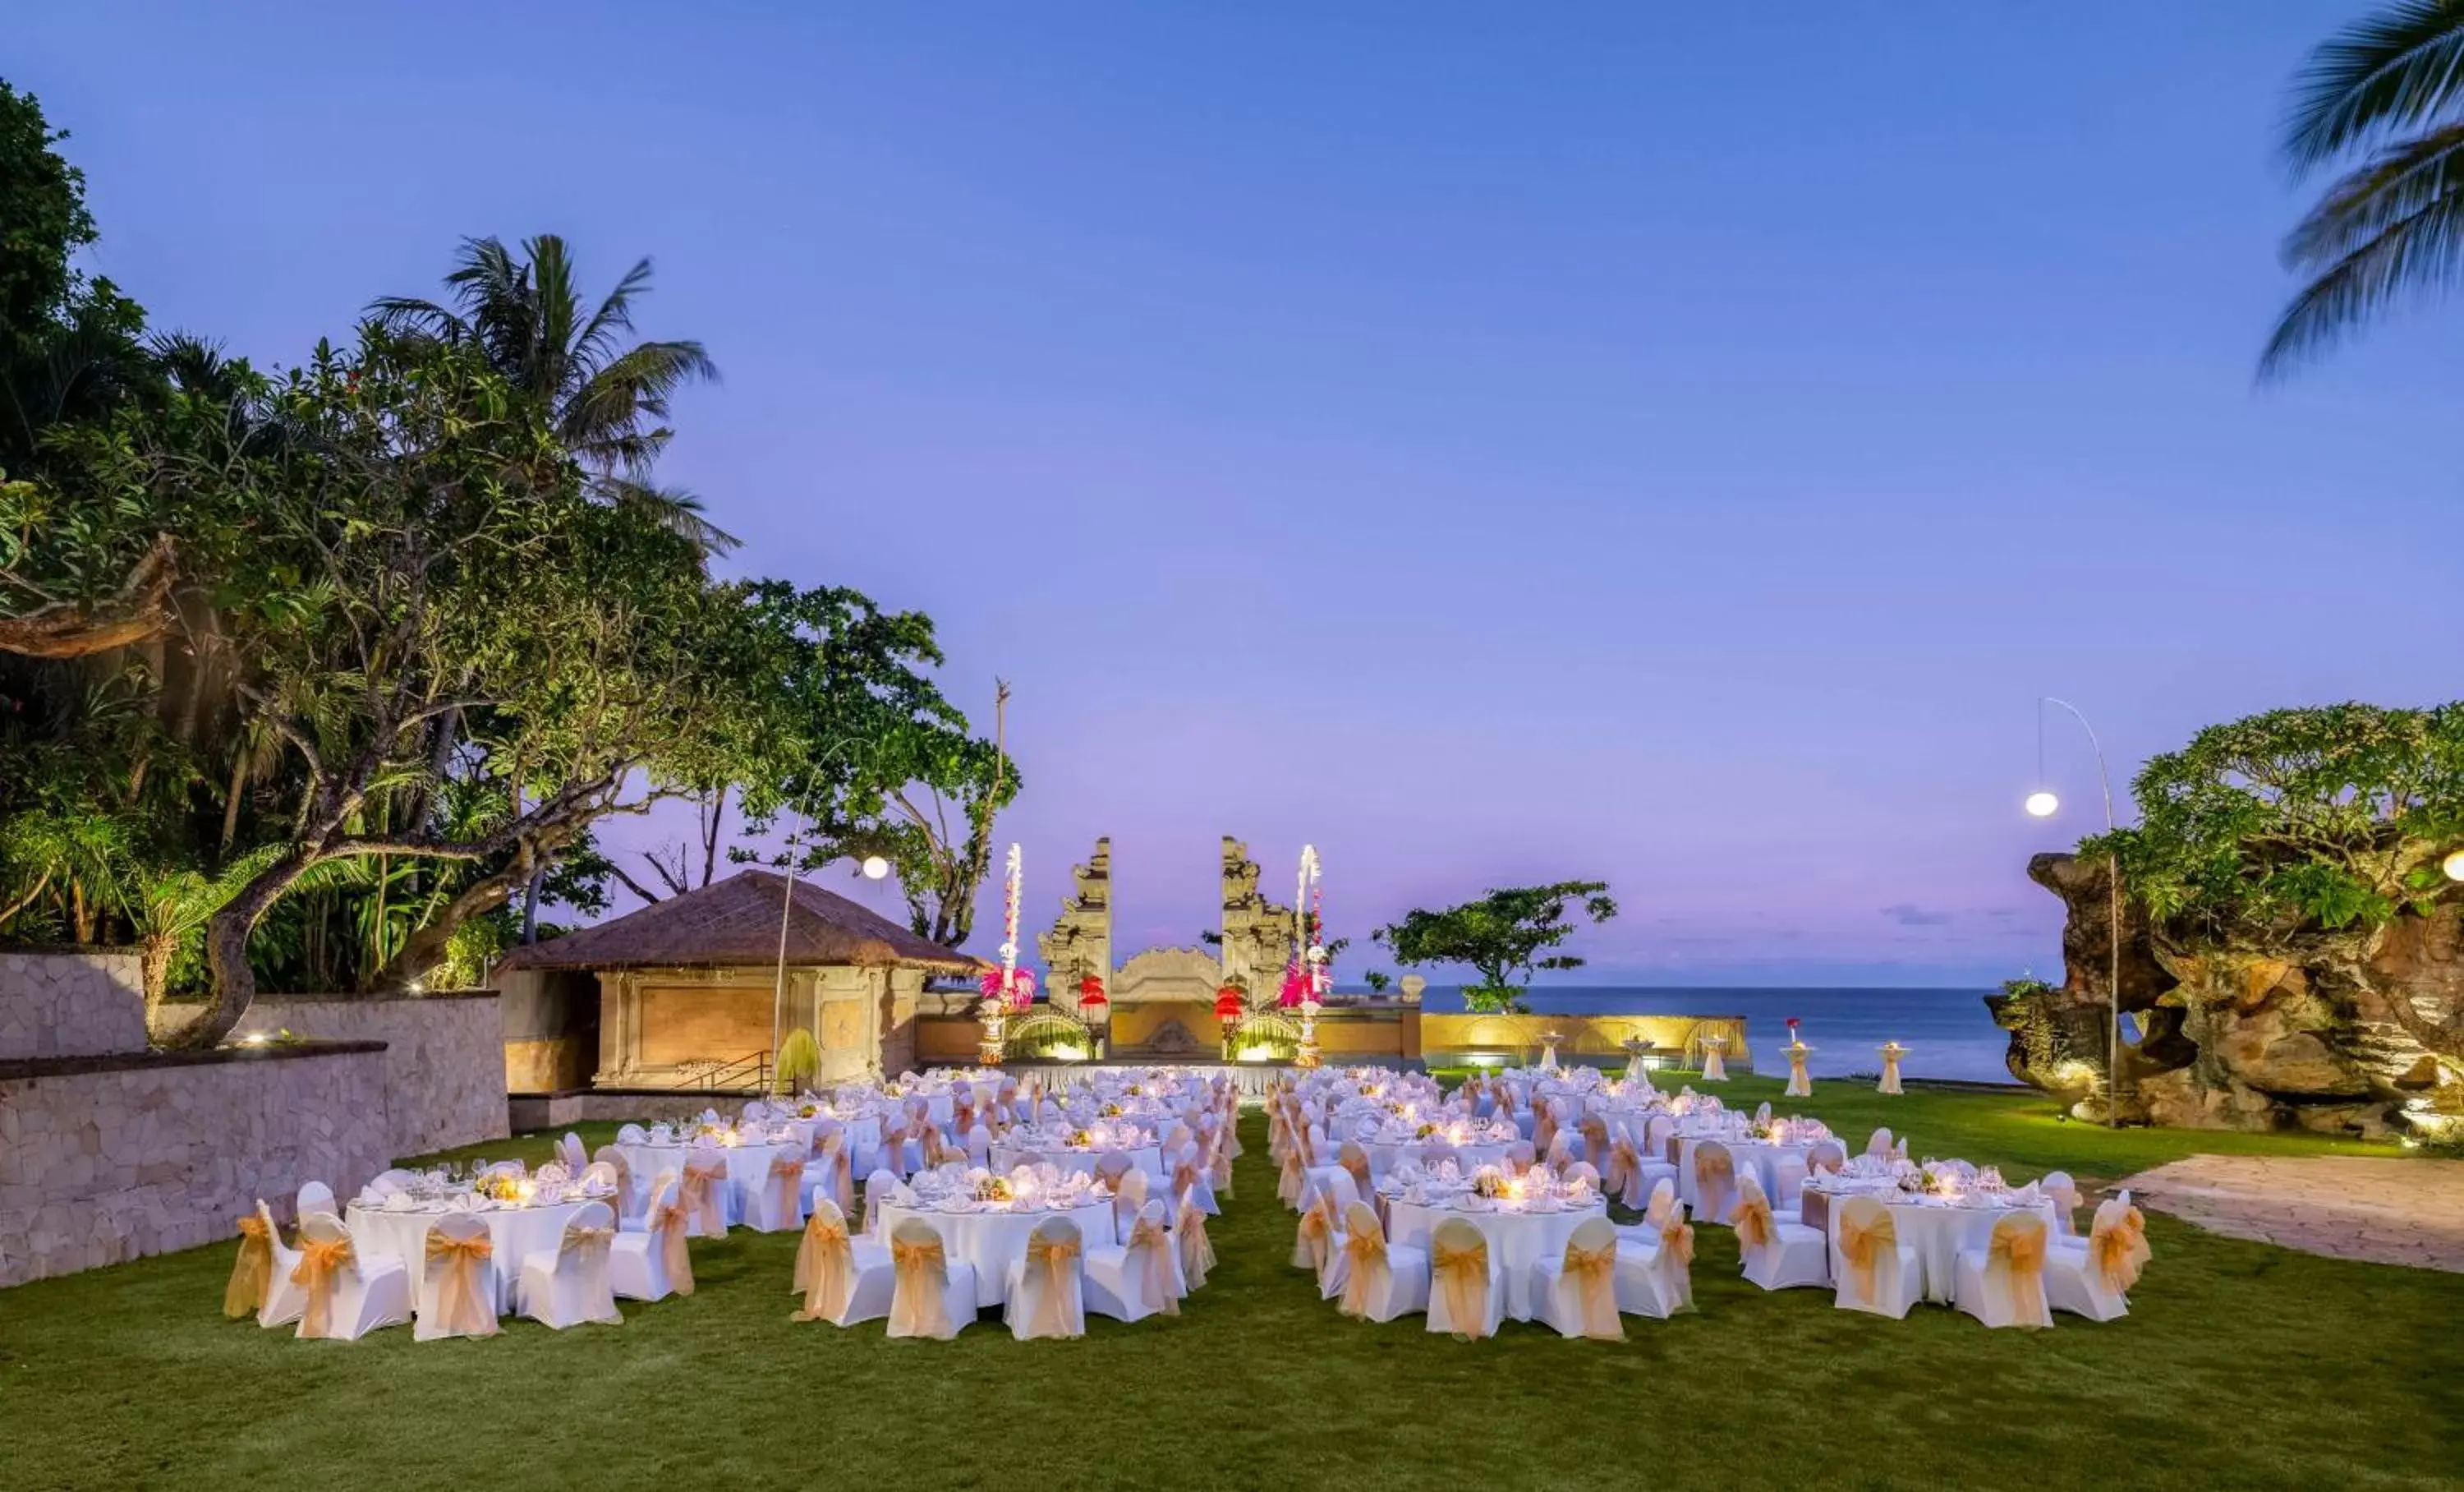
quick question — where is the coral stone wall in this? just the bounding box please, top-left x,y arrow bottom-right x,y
0,949 -> 148,1060
232,993 -> 507,1158
0,1044 -> 393,1288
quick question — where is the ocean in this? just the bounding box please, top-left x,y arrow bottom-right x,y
1402,985 -> 2016,1085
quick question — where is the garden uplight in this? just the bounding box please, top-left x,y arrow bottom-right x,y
861,855 -> 890,880
2443,850 -> 2464,882
2025,790 -> 2060,818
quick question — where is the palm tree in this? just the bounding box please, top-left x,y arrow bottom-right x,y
368,235 -> 737,552
2263,1 -> 2464,375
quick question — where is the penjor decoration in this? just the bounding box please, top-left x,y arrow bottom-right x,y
978,844 -> 1032,1064
1293,845 -> 1326,1070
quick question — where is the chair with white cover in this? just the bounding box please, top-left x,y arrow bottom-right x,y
1424,1217 -> 1507,1340
616,1123 -> 648,1144
1610,1195 -> 1697,1319
1086,1200 -> 1182,1323
742,1148 -> 807,1234
609,1177 -> 692,1301
249,1200 -> 308,1329
1003,1215 -> 1086,1341
411,1211 -> 501,1341
1693,1140 -> 1742,1226
1331,1200 -> 1428,1324
1864,1126 -> 1895,1159
1832,1195 -> 1921,1319
1954,1210 -> 2054,1330
1170,1142 -> 1219,1217
792,1200 -> 894,1328
1768,1151 -> 1811,1217
1506,1140 -> 1537,1176
1110,1166 -> 1151,1245
290,1212 -> 411,1341
1291,1176 -> 1348,1282
874,1121 -> 912,1180
1806,1140 -> 1847,1177
2043,1193 -> 2149,1323
557,1131 -> 590,1175
861,1170 -> 908,1235
1531,1215 -> 1627,1341
1335,1140 -> 1375,1202
591,1147 -> 640,1226
678,1149 -> 730,1239
1732,1173 -> 1829,1292
296,1181 -> 336,1219
888,1218 -> 978,1340
365,1167 -> 416,1196
1175,1191 -> 1217,1292
1094,1149 -> 1134,1192
519,1201 -> 623,1331
2041,1171 -> 2083,1236
964,1123 -> 993,1168
1604,1121 -> 1675,1211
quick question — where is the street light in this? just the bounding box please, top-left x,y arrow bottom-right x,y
2027,697 -> 2125,1130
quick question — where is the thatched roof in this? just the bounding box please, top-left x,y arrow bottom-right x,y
495,869 -> 985,974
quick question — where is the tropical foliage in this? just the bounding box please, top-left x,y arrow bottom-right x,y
1373,881 -> 1618,1014
0,83 -> 1010,1043
2263,1 -> 2464,373
2088,703 -> 2464,950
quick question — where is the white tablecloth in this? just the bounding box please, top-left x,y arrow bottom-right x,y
344,1200 -> 591,1311
1802,1190 -> 2058,1304
876,1200 -> 1116,1310
1384,1200 -> 1607,1319
614,1141 -> 798,1223
1673,1136 -> 1814,1209
990,1143 -> 1165,1182
1365,1140 -> 1517,1181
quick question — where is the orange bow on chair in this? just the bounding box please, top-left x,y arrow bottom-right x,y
1430,1235 -> 1494,1341
680,1159 -> 729,1239
767,1152 -> 805,1221
651,1191 -> 696,1296
1836,1204 -> 1889,1307
1731,1190 -> 1776,1252
793,1210 -> 854,1322
1294,1195 -> 1337,1274
292,1236 -> 355,1339
1277,1149 -> 1308,1209
1656,1216 -> 1697,1312
1177,1201 -> 1216,1291
1128,1215 -> 1179,1316
1027,1235 -> 1083,1338
425,1229 -> 499,1338
1604,1139 -> 1642,1210
1563,1236 -> 1624,1342
224,1215 -> 274,1319
2090,1206 -> 2152,1294
1337,1219 -> 1389,1319
1986,1214 -> 2053,1329
889,1233 -> 951,1337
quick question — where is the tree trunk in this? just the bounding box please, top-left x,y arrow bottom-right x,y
186,853 -> 312,1049
140,933 -> 175,1017
374,872 -> 518,991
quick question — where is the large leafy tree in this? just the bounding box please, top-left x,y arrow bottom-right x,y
1373,881 -> 1618,1015
2263,1 -> 2464,373
369,235 -> 733,553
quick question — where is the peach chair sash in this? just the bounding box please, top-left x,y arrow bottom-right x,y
1656,1215 -> 1697,1311
1643,1178 -> 1679,1226
1172,1152 -> 1206,1208
793,1204 -> 854,1322
1605,1137 -> 1647,1210
768,1152 -> 805,1219
1026,1226 -> 1083,1338
1984,1211 -> 2053,1329
425,1227 -> 500,1338
2088,1200 -> 2151,1294
1807,1140 -> 1846,1174
1579,1117 -> 1610,1167
680,1158 -> 729,1237
1429,1221 -> 1493,1340
650,1186 -> 696,1295
224,1213 -> 274,1319
1531,1107 -> 1558,1159
888,1224 -> 953,1337
1128,1213 -> 1178,1316
821,1132 -> 857,1216
292,1236 -> 356,1339
1562,1218 -> 1624,1342
1294,1191 -> 1338,1273
1177,1197 -> 1216,1289
1836,1195 -> 1895,1306
1336,1201 -> 1391,1319
593,1146 -> 633,1204
1732,1177 -> 1777,1252
880,1122 -> 908,1173
1277,1148 -> 1308,1209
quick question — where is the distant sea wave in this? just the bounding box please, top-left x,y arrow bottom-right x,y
1395,985 -> 2017,1085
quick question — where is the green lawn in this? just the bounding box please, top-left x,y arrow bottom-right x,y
3,1074 -> 2460,1491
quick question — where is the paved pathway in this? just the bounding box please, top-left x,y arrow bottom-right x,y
2117,1154 -> 2464,1272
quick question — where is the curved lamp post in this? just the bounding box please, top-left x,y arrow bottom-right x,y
2025,697 -> 2125,1129
770,739 -> 890,1082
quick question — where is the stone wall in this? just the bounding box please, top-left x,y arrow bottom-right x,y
0,1043 -> 393,1288
1420,1011 -> 1752,1068
0,948 -> 148,1060
231,993 -> 507,1158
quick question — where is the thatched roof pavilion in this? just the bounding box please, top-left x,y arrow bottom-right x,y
496,868 -> 982,976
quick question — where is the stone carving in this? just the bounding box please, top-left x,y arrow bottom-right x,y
1217,836 -> 1293,1006
1111,946 -> 1225,1004
1998,850 -> 2464,1138
1037,837 -> 1111,1017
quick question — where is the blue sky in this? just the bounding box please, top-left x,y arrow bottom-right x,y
15,3 -> 2458,986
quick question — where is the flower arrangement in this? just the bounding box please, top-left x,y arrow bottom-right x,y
477,1172 -> 526,1204
1473,1166 -> 1506,1199
972,1174 -> 1014,1204
1100,1102 -> 1123,1118
1415,1121 -> 1439,1140
1069,1129 -> 1093,1149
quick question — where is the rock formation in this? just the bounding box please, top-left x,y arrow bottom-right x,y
2000,850 -> 2463,1138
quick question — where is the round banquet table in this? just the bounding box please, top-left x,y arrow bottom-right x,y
1383,1198 -> 1608,1320
614,1141 -> 798,1223
780,1113 -> 882,1156
1364,1140 -> 1517,1181
344,1199 -> 593,1312
875,1199 -> 1117,1310
990,1142 -> 1165,1182
1798,1188 -> 2058,1305
1672,1135 -> 1814,1209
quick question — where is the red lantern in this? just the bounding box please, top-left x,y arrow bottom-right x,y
1215,987 -> 1245,1021
1078,974 -> 1108,1009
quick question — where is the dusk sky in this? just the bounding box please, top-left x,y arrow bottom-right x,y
15,4 -> 2457,987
